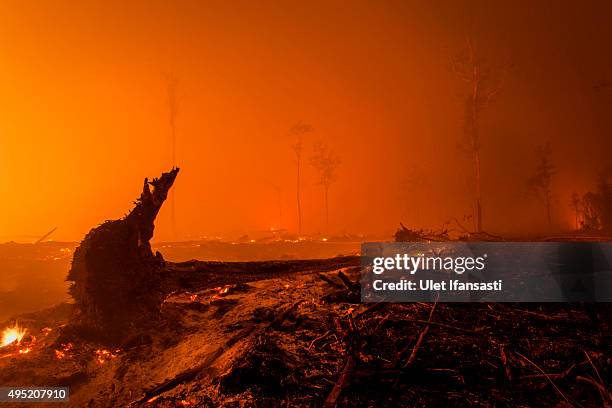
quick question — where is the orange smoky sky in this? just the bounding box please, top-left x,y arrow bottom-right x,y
1,0 -> 611,242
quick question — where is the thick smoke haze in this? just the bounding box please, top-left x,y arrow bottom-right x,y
1,0 -> 611,241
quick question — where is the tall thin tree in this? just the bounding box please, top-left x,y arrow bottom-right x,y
452,38 -> 504,232
527,144 -> 555,230
164,72 -> 182,238
270,183 -> 283,229
401,165 -> 426,228
290,122 -> 313,235
570,192 -> 581,230
309,141 -> 340,232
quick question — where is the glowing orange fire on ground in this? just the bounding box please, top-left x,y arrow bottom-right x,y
1,323 -> 27,347
211,285 -> 231,300
55,342 -> 73,359
95,348 -> 120,364
0,323 -> 39,358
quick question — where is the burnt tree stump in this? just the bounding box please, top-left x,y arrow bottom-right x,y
67,168 -> 179,343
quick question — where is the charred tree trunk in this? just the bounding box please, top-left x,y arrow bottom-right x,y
324,184 -> 329,233
296,154 -> 302,235
67,168 -> 179,344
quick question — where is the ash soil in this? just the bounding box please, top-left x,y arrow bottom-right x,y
0,240 -> 360,321
0,257 -> 610,407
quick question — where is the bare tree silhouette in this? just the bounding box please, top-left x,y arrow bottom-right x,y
452,38 -> 505,232
290,121 -> 313,235
527,144 -> 555,230
270,183 -> 283,229
570,192 -> 581,230
309,141 -> 340,232
400,165 -> 427,228
164,72 -> 182,238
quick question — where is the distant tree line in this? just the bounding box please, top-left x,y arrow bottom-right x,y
570,166 -> 612,233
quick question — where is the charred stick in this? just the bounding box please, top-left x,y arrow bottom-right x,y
499,345 -> 512,382
308,330 -> 332,350
318,273 -> 344,289
402,326 -> 429,369
323,315 -> 361,407
336,270 -> 359,291
323,355 -> 356,407
520,363 -> 576,381
399,318 -> 483,335
515,352 -> 579,408
576,376 -> 612,406
372,313 -> 392,335
402,300 -> 437,369
354,302 -> 385,318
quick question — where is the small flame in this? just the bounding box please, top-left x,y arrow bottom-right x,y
55,343 -> 73,360
211,285 -> 231,300
1,323 -> 27,347
95,348 -> 120,364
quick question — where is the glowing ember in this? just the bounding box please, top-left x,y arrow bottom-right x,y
189,294 -> 198,302
55,343 -> 73,359
211,285 -> 231,300
1,323 -> 27,347
41,327 -> 53,336
95,348 -> 120,364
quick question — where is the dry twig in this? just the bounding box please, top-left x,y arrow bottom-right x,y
515,351 -> 580,408
402,300 -> 437,369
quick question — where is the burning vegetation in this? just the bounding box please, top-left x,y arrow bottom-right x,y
1,322 -> 26,348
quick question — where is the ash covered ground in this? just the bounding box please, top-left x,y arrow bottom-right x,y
0,257 -> 610,407
0,239 -> 361,322
0,170 -> 610,407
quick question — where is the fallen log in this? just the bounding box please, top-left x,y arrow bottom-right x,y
35,227 -> 57,244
